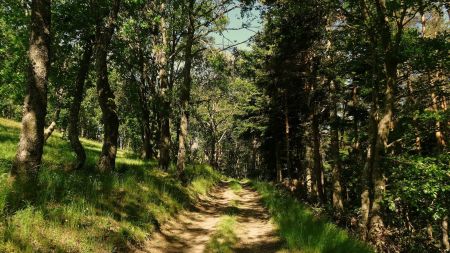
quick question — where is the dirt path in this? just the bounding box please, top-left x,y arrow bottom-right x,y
140,182 -> 284,253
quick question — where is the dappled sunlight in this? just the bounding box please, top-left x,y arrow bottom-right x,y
0,118 -> 220,252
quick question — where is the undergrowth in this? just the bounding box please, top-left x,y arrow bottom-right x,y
253,181 -> 374,253
0,118 -> 220,252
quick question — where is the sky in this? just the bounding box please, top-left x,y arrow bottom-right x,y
212,6 -> 262,50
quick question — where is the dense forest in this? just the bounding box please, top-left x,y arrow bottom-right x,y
0,0 -> 449,252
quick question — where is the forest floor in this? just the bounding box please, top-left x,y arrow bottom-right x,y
142,181 -> 286,253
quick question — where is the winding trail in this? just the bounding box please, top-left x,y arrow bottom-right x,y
140,182 -> 284,253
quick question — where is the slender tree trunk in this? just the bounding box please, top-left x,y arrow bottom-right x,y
156,2 -> 171,170
284,96 -> 291,179
406,74 -> 422,152
94,0 -> 121,172
368,56 -> 396,248
431,79 -> 446,150
44,121 -> 57,141
367,1 -> 401,244
443,215 -> 450,251
44,88 -> 63,142
12,0 -> 51,196
312,112 -> 325,203
137,50 -> 153,160
330,81 -> 344,214
68,37 -> 93,170
275,141 -> 282,183
176,0 -> 195,180
360,88 -> 377,240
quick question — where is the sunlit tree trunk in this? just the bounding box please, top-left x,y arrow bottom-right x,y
156,2 -> 171,170
443,215 -> 450,251
176,0 -> 195,180
12,0 -> 51,196
68,37 -> 93,170
94,0 -> 121,172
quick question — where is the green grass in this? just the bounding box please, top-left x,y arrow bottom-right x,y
253,181 -> 374,253
206,215 -> 238,253
228,179 -> 243,193
0,118 -> 220,252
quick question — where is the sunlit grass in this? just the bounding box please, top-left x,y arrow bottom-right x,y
206,215 -> 238,253
0,118 -> 220,252
229,179 -> 243,193
253,181 -> 374,253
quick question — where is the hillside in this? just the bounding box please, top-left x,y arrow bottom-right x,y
0,118 -> 220,252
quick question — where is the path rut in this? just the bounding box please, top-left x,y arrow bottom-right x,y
140,182 -> 284,253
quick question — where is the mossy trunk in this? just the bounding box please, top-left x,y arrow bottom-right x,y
12,0 -> 51,196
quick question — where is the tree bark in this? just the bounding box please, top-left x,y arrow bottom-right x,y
284,96 -> 291,179
443,215 -> 450,251
94,0 -> 121,172
430,79 -> 446,151
312,112 -> 325,203
44,121 -> 57,141
360,86 -> 377,241
156,2 -> 171,170
12,0 -> 51,195
275,141 -> 282,183
137,50 -> 153,160
176,0 -> 195,180
330,80 -> 344,214
367,0 -> 401,245
68,37 -> 93,170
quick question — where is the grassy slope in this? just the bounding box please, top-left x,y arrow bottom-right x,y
253,181 -> 374,253
0,118 -> 220,252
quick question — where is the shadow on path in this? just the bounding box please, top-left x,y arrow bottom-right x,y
140,182 -> 285,253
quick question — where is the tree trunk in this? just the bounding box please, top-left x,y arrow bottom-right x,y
44,87 -> 63,142
368,1 -> 400,244
137,49 -> 153,160
406,75 -> 422,152
176,0 -> 195,180
284,97 -> 291,178
360,89 -> 377,241
330,80 -> 344,214
94,0 -> 121,172
276,141 -> 282,183
44,121 -> 57,141
12,0 -> 51,196
312,112 -> 325,203
430,80 -> 446,151
368,54 -> 396,249
68,37 -> 93,170
443,215 -> 450,251
156,2 -> 171,170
